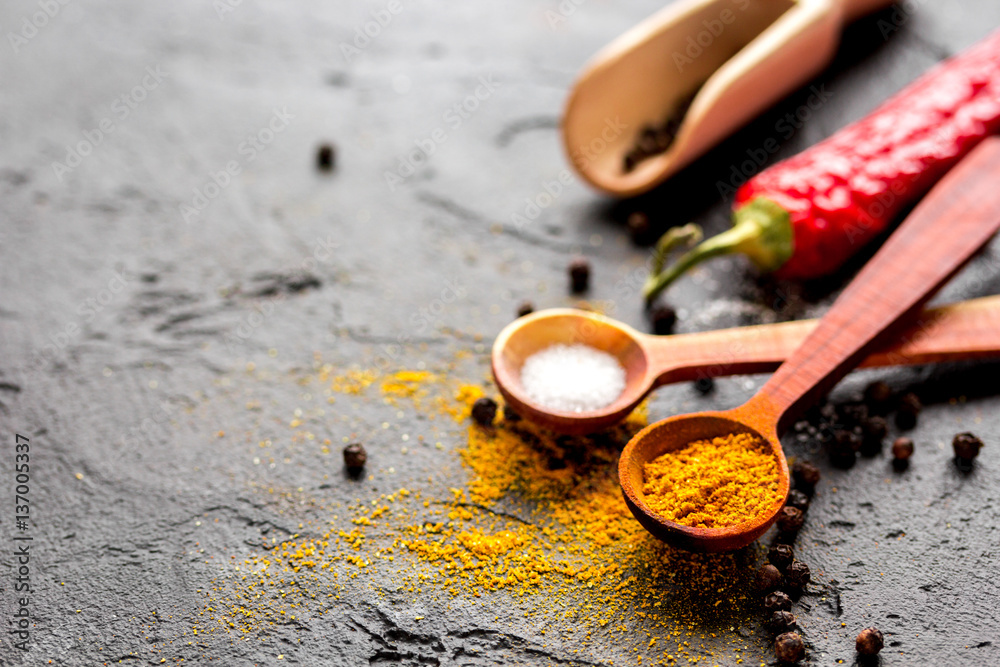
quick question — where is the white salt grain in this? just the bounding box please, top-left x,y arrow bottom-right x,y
520,344 -> 626,413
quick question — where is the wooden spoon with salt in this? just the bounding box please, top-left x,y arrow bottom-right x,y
492,295 -> 1000,436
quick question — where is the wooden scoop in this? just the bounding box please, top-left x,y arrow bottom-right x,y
619,137 -> 1000,552
562,0 -> 892,196
492,296 -> 1000,435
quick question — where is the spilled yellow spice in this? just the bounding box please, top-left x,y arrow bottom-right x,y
380,370 -> 435,402
199,361 -> 769,664
642,433 -> 781,529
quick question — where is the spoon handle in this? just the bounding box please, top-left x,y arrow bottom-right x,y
749,137 -> 1000,433
644,295 -> 1000,384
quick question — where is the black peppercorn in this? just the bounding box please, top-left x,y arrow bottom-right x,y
791,461 -> 821,494
503,407 -> 522,423
855,627 -> 884,656
863,380 -> 894,414
860,416 -> 888,456
471,397 -> 498,427
623,150 -> 640,173
895,392 -> 921,430
786,489 -> 810,513
774,632 -> 805,663
892,436 -> 914,460
766,611 -> 797,635
784,559 -> 811,590
952,432 -> 983,461
755,563 -> 783,593
343,442 -> 367,474
835,428 -> 863,453
569,257 -> 590,293
627,211 -> 652,245
829,431 -> 859,469
517,301 -> 534,318
649,305 -> 677,335
764,591 -> 792,612
655,124 -> 676,151
777,507 -> 805,535
316,143 -> 336,171
768,544 -> 794,572
693,377 -> 715,395
840,402 -> 869,427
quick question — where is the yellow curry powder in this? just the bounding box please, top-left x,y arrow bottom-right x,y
642,433 -> 781,529
196,362 -> 771,664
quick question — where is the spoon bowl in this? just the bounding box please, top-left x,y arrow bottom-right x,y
562,0 -> 892,196
492,309 -> 650,434
619,407 -> 787,552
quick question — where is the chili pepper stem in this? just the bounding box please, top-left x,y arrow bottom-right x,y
651,223 -> 703,275
643,198 -> 794,304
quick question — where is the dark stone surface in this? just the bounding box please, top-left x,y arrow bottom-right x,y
1,0 -> 999,664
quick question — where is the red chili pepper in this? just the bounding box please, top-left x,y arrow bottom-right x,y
644,27 -> 1000,303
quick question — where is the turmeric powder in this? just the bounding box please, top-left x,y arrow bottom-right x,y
642,432 -> 781,529
201,361 -> 769,664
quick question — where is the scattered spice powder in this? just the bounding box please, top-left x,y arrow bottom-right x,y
641,433 -> 782,529
197,361 -> 772,664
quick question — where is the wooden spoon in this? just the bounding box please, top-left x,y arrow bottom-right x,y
492,295 -> 1000,435
618,137 -> 1000,552
562,0 -> 892,197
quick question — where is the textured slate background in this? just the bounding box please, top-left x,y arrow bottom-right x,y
1,0 -> 998,664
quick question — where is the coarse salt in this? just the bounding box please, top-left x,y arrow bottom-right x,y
520,343 -> 626,413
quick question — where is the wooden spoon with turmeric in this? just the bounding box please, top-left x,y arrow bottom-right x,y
620,137 -> 1000,552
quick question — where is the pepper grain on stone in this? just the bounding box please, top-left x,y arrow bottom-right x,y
649,304 -> 677,335
784,559 -> 810,590
952,432 -> 983,461
863,380 -> 893,413
791,460 -> 820,493
786,489 -> 810,513
343,442 -> 367,473
767,611 -> 797,635
856,627 -> 884,656
569,258 -> 590,293
755,564 -> 782,593
860,416 -> 887,456
471,397 -> 498,427
777,507 -> 805,535
774,632 -> 805,663
768,544 -> 794,572
316,143 -> 335,171
895,392 -> 922,430
764,591 -> 792,612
